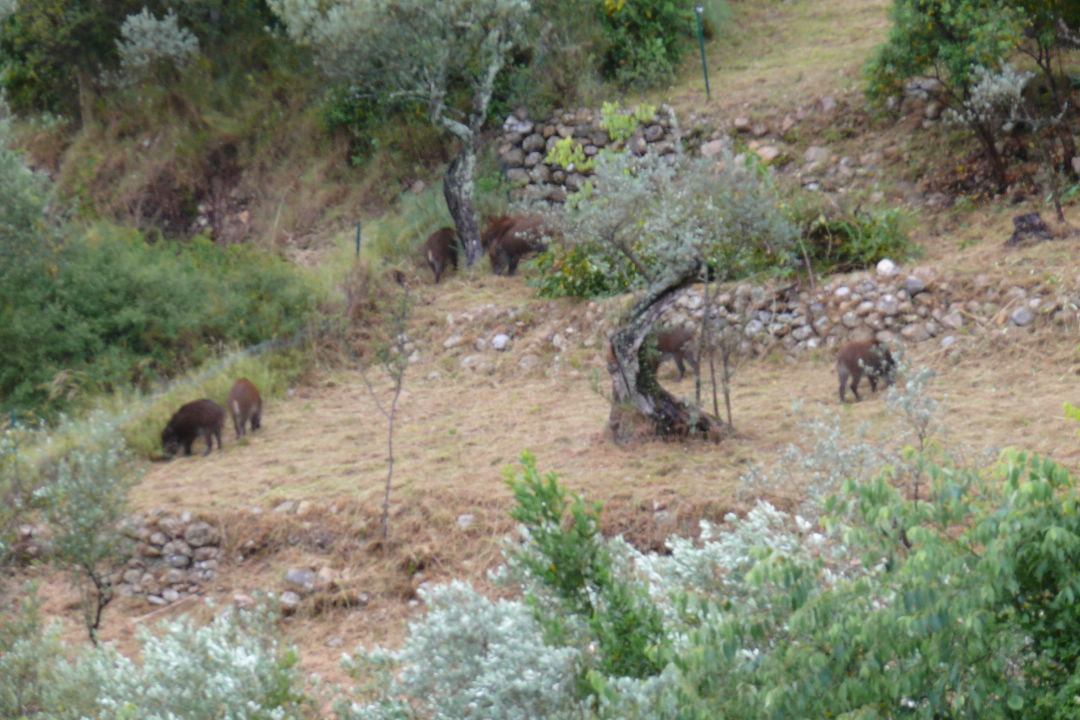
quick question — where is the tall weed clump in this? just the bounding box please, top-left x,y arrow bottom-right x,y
783,192 -> 917,274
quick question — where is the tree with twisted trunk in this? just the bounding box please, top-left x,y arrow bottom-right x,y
268,0 -> 531,265
606,255 -> 725,444
545,150 -> 797,442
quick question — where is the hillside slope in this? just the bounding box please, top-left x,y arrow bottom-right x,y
27,0 -> 1080,688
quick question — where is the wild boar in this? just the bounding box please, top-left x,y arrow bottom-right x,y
227,378 -> 262,439
485,215 -> 552,276
836,339 -> 895,402
647,327 -> 700,380
162,399 -> 225,457
423,227 -> 458,283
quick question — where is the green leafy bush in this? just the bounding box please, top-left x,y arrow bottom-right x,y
598,101 -> 656,142
504,452 -> 667,681
599,0 -> 690,88
0,225 -> 319,418
596,0 -> 727,88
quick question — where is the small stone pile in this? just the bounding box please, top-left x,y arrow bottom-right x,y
118,510 -> 223,606
497,105 -> 681,203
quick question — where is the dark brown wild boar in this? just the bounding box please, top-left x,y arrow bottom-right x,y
161,399 -> 225,457
647,327 -> 700,380
481,215 -> 515,251
485,215 -> 552,276
836,339 -> 895,402
423,227 -> 458,283
227,378 -> 262,439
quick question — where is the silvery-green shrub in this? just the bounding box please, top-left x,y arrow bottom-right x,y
46,602 -> 308,719
337,581 -> 583,720
117,9 -> 200,80
0,585 -> 62,718
34,411 -> 141,642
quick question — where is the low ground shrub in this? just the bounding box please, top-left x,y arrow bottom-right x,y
785,195 -> 917,273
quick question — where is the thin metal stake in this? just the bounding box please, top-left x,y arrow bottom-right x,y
695,6 -> 711,101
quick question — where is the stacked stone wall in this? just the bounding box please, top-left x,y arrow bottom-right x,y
660,261 -> 1080,357
497,105 -> 681,204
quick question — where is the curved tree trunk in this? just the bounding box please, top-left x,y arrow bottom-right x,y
607,259 -> 726,444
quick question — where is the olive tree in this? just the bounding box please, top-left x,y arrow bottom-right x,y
551,150 -> 797,443
268,0 -> 532,265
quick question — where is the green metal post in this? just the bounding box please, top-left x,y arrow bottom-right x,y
694,6 -> 711,101
355,220 -> 362,258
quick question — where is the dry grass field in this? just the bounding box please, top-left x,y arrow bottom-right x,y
23,0 -> 1080,691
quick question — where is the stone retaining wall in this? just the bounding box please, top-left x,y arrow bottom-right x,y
659,260 -> 1080,357
497,104 -> 681,204
116,510 -> 223,606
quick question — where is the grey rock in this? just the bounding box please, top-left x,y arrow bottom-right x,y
877,294 -> 899,316
1009,307 -> 1035,326
457,514 -> 475,530
521,133 -> 546,153
876,258 -> 898,277
165,568 -> 187,584
700,139 -> 726,157
503,115 -> 533,135
505,168 -> 529,186
942,312 -> 963,329
900,323 -> 931,342
904,276 -> 926,296
545,185 -> 567,203
162,539 -> 191,557
529,165 -> 551,184
501,147 -> 524,167
285,568 -> 316,593
492,334 -> 511,351
280,591 -> 302,613
184,521 -> 218,547
804,145 -> 830,168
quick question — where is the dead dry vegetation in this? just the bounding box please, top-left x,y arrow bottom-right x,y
27,0 -> 1080,690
